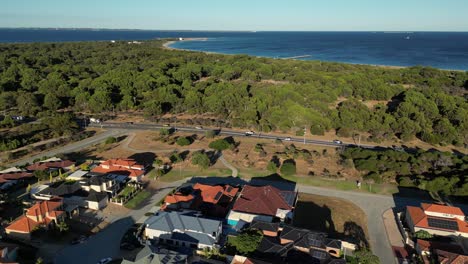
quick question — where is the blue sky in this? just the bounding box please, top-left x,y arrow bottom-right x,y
1,0 -> 467,31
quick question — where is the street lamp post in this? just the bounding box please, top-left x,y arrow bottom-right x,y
303,125 -> 307,144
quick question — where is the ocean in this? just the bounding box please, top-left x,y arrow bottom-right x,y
1,29 -> 467,70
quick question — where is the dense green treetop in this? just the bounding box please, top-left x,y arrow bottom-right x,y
0,40 -> 467,146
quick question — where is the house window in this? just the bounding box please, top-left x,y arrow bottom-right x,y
190,243 -> 197,249
175,241 -> 179,246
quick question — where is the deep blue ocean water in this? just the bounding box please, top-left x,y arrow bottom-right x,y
1,29 -> 467,70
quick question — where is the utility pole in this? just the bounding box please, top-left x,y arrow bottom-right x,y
303,125 -> 307,145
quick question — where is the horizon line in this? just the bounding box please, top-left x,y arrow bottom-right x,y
0,27 -> 467,33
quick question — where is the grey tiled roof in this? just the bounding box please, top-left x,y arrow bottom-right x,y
145,211 -> 221,246
121,245 -> 189,264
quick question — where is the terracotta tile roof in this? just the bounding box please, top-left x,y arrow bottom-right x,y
92,158 -> 145,178
164,193 -> 195,204
232,185 -> 293,216
91,166 -> 144,177
101,158 -> 144,170
407,206 -> 468,234
435,249 -> 468,264
193,183 -> 239,204
6,198 -> 64,234
406,206 -> 426,225
5,216 -> 39,233
26,160 -> 74,171
421,203 -> 465,216
0,171 -> 33,181
27,198 -> 63,217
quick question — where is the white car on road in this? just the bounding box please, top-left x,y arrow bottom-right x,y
245,131 -> 255,136
333,139 -> 343,144
97,257 -> 112,264
284,137 -> 292,141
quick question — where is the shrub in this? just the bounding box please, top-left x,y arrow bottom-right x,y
105,136 -> 117,144
209,139 -> 231,151
227,229 -> 263,255
280,161 -> 296,176
191,151 -> 210,169
267,161 -> 278,173
205,130 -> 216,139
398,177 -> 416,187
414,230 -> 433,239
170,153 -> 182,163
364,172 -> 382,184
176,137 -> 191,146
160,128 -> 170,136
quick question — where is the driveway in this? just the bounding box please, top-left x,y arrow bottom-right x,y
55,217 -> 134,264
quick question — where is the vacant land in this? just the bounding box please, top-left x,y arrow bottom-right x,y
293,193 -> 369,247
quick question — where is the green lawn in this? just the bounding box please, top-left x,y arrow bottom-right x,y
119,185 -> 136,197
125,190 -> 151,209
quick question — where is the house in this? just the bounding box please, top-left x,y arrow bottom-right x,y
0,168 -> 34,191
435,249 -> 468,264
83,190 -> 109,210
31,181 -> 82,200
79,174 -> 119,196
26,159 -> 75,172
406,203 -> 468,238
415,239 -> 464,256
5,198 -> 65,240
230,255 -> 271,264
31,179 -> 110,211
120,245 -> 190,264
227,185 -> 297,227
92,158 -> 146,182
256,223 -> 342,258
163,183 -> 239,217
0,243 -> 19,264
144,211 -> 222,249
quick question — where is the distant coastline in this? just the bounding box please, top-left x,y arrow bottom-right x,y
1,29 -> 466,71
164,39 -> 409,70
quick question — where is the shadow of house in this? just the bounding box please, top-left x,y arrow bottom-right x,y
293,200 -> 336,235
188,176 -> 248,187
128,152 -> 156,166
250,174 -> 297,192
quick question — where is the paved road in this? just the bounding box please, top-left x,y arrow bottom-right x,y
12,129 -> 127,166
90,122 -> 376,149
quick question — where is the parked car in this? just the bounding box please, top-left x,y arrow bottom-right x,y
284,137 -> 292,141
71,235 -> 87,245
97,257 -> 112,264
333,139 -> 343,144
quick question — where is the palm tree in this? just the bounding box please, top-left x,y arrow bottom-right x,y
56,221 -> 69,233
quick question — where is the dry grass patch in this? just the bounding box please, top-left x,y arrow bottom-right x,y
293,193 -> 369,246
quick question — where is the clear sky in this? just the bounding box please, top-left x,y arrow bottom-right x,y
1,0 -> 467,31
